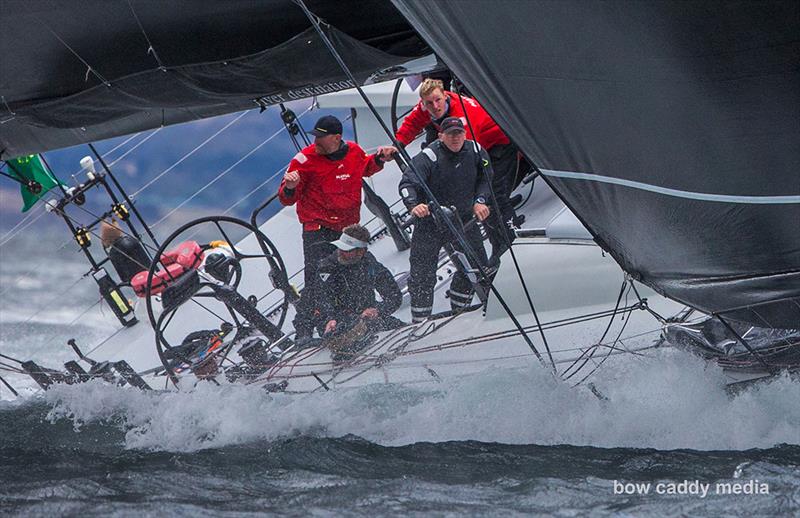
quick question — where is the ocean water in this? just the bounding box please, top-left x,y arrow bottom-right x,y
2,234 -> 799,516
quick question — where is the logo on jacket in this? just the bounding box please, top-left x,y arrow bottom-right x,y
319,273 -> 330,282
335,173 -> 351,180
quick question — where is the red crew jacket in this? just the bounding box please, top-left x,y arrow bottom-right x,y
278,142 -> 383,231
395,90 -> 510,150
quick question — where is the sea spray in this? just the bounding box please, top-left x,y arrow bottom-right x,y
42,349 -> 800,453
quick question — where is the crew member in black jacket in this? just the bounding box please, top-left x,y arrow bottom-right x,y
296,224 -> 403,338
399,117 -> 492,323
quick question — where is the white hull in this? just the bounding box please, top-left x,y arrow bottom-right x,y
27,82 -> 729,393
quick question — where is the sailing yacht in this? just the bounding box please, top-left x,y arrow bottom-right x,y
1,1 -> 797,395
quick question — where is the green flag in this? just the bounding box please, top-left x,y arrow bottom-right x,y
6,155 -> 64,212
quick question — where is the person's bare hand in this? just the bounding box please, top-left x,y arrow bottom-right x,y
284,170 -> 300,189
361,308 -> 379,319
473,203 -> 490,221
376,146 -> 398,162
411,204 -> 430,218
324,320 -> 337,334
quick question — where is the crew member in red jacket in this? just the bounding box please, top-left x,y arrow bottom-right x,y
278,114 -> 396,338
395,78 -> 519,263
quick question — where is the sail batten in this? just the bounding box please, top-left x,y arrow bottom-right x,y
541,170 -> 800,205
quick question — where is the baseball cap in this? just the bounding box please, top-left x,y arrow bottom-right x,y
308,115 -> 343,137
331,232 -> 369,251
440,117 -> 466,133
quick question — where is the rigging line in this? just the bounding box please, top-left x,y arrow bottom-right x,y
0,203 -> 50,248
32,297 -> 105,360
559,343 -> 602,382
570,293 -> 639,385
454,81 -> 555,371
11,216 -> 151,332
750,307 -> 778,332
0,131 -> 145,246
566,283 -> 638,381
65,297 -> 104,327
397,341 -> 663,373
125,0 -> 165,68
404,301 -> 653,355
0,95 -> 16,124
0,166 -> 33,187
15,216 -> 159,360
51,190 -> 161,256
37,18 -> 110,86
560,279 -> 628,379
571,305 -> 636,388
627,279 -> 670,325
117,109 -> 315,310
130,110 -> 250,198
0,375 -> 19,397
0,352 -> 24,364
85,325 -> 127,357
393,333 -> 657,366
564,307 -> 640,383
150,106 -> 313,230
0,233 -> 74,299
221,168 -> 284,215
39,121 -> 241,263
294,0 -> 545,366
18,275 -> 94,327
0,131 -> 155,285
279,104 -> 310,152
225,111 -> 334,215
106,127 -> 163,168
97,131 -> 143,164
748,306 -> 798,352
276,324 -> 657,381
89,141 -> 160,250
0,361 -> 24,374
66,131 -> 145,183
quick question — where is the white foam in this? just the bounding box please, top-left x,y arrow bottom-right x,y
42,348 -> 800,452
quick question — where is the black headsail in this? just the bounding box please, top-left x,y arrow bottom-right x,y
393,0 -> 800,328
0,0 -> 431,159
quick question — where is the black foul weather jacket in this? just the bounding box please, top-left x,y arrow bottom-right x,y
311,251 -> 402,323
399,139 -> 493,220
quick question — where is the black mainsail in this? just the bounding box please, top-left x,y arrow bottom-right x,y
393,0 -> 800,328
0,0 -> 431,159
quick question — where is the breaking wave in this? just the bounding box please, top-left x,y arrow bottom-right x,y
34,348 -> 800,452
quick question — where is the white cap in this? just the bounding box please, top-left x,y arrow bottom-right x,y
331,233 -> 368,251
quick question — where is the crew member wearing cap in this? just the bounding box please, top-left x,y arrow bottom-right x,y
394,78 -> 520,265
293,224 -> 403,339
399,117 -> 491,323
278,115 -> 397,322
